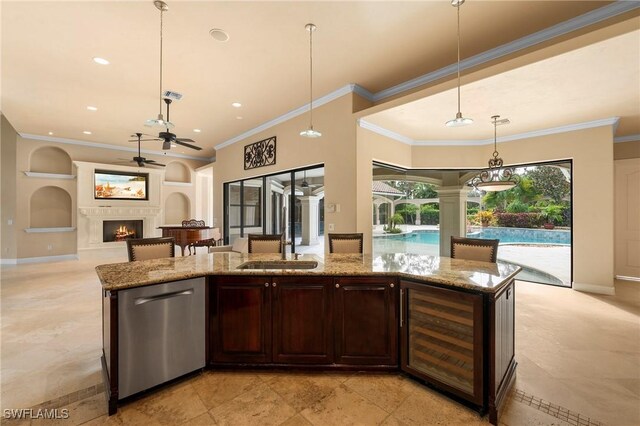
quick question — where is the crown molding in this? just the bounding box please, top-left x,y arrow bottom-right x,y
359,117 -> 621,146
357,119 -> 414,145
215,84 -> 365,150
372,1 -> 640,102
614,134 -> 640,143
19,133 -> 213,162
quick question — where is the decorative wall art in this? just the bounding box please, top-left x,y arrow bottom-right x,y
244,136 -> 276,170
94,170 -> 149,200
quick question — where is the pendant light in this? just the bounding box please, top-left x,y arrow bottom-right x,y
445,0 -> 473,127
471,115 -> 519,192
300,23 -> 321,138
145,0 -> 174,129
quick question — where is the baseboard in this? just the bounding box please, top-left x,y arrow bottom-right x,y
572,282 -> 616,295
615,275 -> 640,283
0,258 -> 17,265
15,254 -> 79,264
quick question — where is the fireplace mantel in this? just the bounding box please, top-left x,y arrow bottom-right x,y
79,207 -> 162,217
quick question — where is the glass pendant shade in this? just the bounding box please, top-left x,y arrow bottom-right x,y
300,127 -> 321,138
145,114 -> 174,129
445,112 -> 474,127
475,180 -> 516,192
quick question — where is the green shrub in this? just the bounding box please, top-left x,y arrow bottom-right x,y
506,200 -> 528,213
420,205 -> 439,225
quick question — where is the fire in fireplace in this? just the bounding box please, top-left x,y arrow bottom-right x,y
103,220 -> 143,242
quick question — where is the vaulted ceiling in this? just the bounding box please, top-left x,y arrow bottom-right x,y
3,1 -> 634,160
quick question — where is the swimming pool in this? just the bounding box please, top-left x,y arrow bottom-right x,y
375,227 -> 570,246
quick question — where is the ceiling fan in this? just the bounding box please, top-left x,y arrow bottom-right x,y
300,170 -> 321,189
122,133 -> 166,167
152,98 -> 202,151
142,1 -> 201,152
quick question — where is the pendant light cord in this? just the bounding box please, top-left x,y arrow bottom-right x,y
309,26 -> 314,129
456,4 -> 461,115
159,8 -> 164,116
493,118 -> 498,157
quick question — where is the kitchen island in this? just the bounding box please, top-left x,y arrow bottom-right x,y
97,252 -> 520,424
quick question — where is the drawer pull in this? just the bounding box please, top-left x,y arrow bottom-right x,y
265,282 -> 269,287
335,283 -> 340,288
272,282 -> 277,287
390,283 -> 395,288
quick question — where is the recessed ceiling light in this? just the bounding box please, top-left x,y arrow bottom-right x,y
92,57 -> 109,65
193,129 -> 201,133
48,131 -> 54,135
231,102 -> 242,108
83,131 -> 92,135
236,116 -> 243,120
209,29 -> 229,42
87,106 -> 98,111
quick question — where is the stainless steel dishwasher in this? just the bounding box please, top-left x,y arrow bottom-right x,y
118,277 -> 205,399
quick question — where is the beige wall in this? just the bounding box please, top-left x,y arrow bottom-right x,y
356,124 -> 616,293
213,93 -> 359,248
1,114 -> 18,260
6,133 -> 209,260
614,140 -> 640,160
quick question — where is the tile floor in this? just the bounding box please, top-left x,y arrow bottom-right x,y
1,249 -> 638,425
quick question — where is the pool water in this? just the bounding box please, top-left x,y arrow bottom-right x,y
376,228 -> 570,246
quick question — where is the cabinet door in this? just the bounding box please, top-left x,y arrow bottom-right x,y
334,276 -> 397,366
211,276 -> 271,364
400,281 -> 483,405
272,276 -> 333,364
492,281 -> 515,402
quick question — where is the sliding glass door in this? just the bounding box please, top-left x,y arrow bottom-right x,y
224,165 -> 325,255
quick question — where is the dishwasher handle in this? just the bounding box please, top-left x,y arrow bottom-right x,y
134,289 -> 194,306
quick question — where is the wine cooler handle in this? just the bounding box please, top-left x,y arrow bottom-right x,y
400,288 -> 404,328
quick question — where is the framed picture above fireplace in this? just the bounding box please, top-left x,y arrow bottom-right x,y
94,170 -> 149,200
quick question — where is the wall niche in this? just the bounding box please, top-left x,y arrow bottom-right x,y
30,186 -> 72,228
30,146 -> 72,174
165,161 -> 191,183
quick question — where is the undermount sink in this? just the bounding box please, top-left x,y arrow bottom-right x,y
237,260 -> 319,270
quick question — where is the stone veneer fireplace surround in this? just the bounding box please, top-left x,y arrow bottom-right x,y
79,207 -> 162,248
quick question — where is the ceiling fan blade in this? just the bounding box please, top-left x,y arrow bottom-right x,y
128,138 -> 162,142
142,160 -> 165,167
174,140 -> 202,151
175,138 -> 195,143
130,133 -> 157,138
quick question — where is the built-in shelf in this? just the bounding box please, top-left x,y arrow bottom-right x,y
24,227 -> 76,233
163,181 -> 192,187
23,172 -> 76,180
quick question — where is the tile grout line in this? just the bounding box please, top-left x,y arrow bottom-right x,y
28,382 -> 105,411
512,388 -> 605,426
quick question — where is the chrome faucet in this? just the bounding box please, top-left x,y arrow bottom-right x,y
281,240 -> 291,260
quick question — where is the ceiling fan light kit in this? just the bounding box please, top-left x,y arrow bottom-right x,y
300,23 -> 322,138
445,0 -> 473,128
471,115 -> 519,192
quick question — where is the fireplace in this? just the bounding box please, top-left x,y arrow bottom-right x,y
103,220 -> 143,242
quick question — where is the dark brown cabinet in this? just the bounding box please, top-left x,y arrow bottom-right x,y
211,276 -> 272,363
272,276 -> 333,364
334,276 -> 398,366
489,280 -> 516,424
400,280 -> 484,405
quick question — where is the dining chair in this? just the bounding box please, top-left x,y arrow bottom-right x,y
247,234 -> 283,253
126,237 -> 176,262
328,233 -> 364,254
450,236 -> 499,263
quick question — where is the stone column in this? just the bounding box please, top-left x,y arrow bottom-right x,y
436,186 -> 469,257
299,195 -> 320,245
415,203 -> 421,225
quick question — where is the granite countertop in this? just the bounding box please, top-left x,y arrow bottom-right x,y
96,252 -> 521,293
